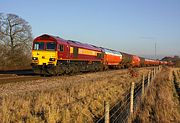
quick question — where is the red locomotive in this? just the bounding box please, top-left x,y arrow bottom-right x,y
31,34 -> 171,75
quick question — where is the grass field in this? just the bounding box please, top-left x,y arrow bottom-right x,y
0,68 -> 150,123
133,67 -> 180,123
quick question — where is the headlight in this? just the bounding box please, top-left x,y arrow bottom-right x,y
32,57 -> 38,60
49,58 -> 55,61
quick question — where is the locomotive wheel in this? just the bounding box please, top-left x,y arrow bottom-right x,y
65,64 -> 73,74
47,66 -> 57,75
103,65 -> 109,71
73,64 -> 79,73
55,64 -> 65,76
99,65 -> 104,71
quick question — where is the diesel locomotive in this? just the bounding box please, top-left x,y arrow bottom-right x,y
31,34 -> 171,75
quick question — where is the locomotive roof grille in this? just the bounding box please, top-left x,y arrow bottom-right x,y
68,40 -> 101,49
68,40 -> 82,44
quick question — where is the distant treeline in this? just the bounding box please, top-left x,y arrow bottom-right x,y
162,56 -> 180,67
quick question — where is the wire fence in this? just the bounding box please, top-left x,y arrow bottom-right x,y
96,66 -> 161,123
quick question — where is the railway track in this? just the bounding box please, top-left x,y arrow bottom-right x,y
0,69 -> 43,84
0,69 -> 34,75
0,67 -> 153,85
0,75 -> 43,84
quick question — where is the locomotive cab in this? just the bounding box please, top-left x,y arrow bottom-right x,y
32,41 -> 58,66
31,35 -> 61,74
31,34 -> 70,75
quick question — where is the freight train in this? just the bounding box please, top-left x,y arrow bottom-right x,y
31,34 -> 172,75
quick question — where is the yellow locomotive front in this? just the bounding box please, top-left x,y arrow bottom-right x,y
31,40 -> 58,74
32,42 -> 57,65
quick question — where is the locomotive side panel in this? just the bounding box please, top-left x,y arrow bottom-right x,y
57,42 -> 70,60
68,46 -> 102,61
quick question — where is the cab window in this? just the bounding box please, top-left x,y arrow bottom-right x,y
46,42 -> 56,51
59,44 -> 64,52
33,42 -> 44,50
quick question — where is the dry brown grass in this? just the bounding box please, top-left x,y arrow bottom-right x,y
133,67 -> 180,123
174,60 -> 180,67
173,68 -> 180,88
0,68 -> 151,122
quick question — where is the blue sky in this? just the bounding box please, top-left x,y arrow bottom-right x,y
0,0 -> 180,59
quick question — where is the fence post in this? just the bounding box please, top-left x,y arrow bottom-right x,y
148,71 -> 150,86
130,82 -> 135,115
104,101 -> 109,123
141,74 -> 145,99
155,67 -> 157,74
153,68 -> 155,77
151,70 -> 153,82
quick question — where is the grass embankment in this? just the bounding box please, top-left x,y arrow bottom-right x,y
173,68 -> 180,88
133,67 -> 180,123
174,60 -> 180,67
0,68 -> 150,123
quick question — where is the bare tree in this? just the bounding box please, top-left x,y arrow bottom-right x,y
0,13 -> 32,51
0,13 -> 33,68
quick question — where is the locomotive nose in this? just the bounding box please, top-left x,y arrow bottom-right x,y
32,51 -> 57,66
